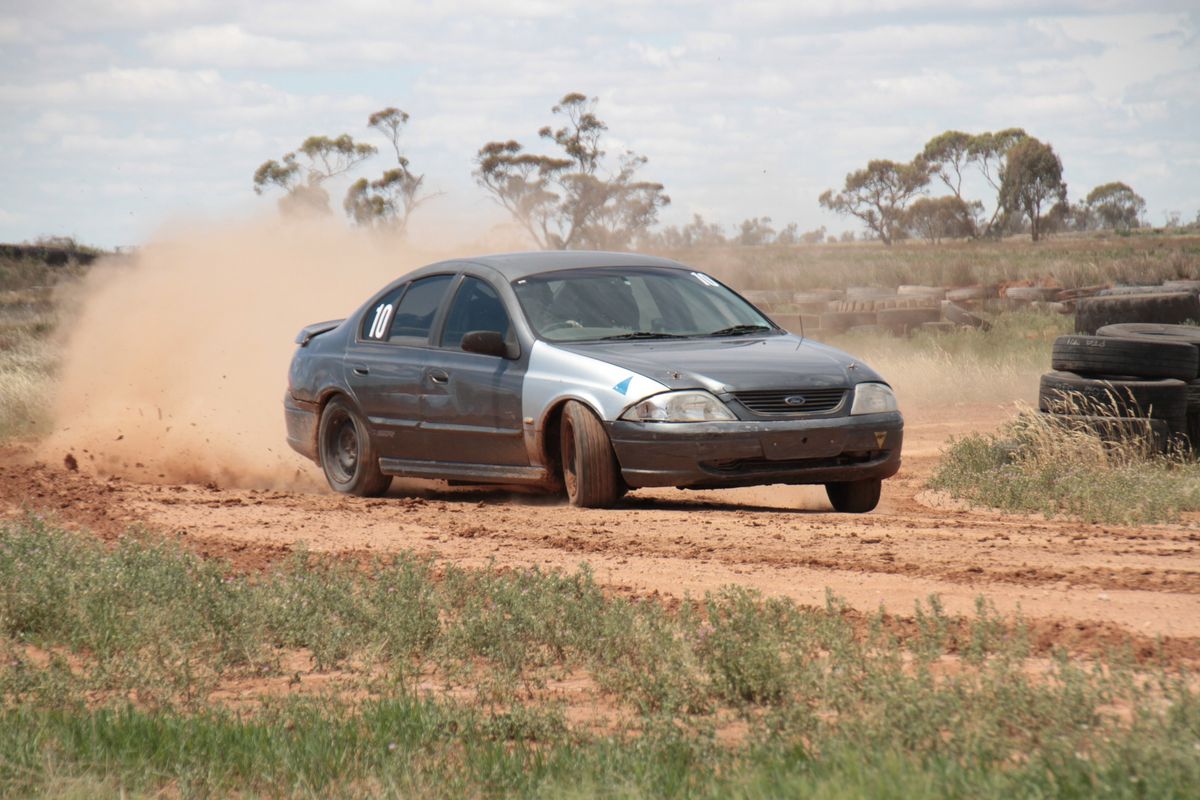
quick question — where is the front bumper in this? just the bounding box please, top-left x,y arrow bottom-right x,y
607,411 -> 903,489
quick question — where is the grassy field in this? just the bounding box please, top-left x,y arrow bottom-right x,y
1,517 -> 1197,798
660,232 -> 1200,293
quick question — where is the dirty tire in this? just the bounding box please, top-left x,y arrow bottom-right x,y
946,286 -> 992,303
793,289 -> 842,303
1055,285 -> 1108,302
1096,323 -> 1200,350
318,396 -> 392,497
819,310 -> 876,333
826,479 -> 882,513
1074,292 -> 1200,335
1096,285 -> 1176,297
1184,379 -> 1200,454
941,301 -> 991,330
561,400 -> 624,508
1004,286 -> 1056,303
1051,335 -> 1199,380
1039,411 -> 1172,452
897,284 -> 946,300
832,299 -> 882,313
845,287 -> 896,301
1038,370 -> 1187,428
875,296 -> 939,311
877,306 -> 940,334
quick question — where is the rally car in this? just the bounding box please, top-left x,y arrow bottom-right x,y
285,251 -> 902,511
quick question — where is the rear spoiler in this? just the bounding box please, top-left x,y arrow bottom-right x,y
295,319 -> 344,346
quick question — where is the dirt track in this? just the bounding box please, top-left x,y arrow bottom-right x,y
4,402 -> 1200,658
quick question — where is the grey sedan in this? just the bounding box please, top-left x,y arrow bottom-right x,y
285,251 -> 902,511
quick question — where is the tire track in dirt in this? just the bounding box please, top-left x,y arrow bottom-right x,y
3,404 -> 1199,647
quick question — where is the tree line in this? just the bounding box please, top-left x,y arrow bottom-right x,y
818,129 -> 1152,245
254,93 -> 1174,248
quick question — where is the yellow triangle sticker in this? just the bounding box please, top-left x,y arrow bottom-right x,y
875,432 -> 887,448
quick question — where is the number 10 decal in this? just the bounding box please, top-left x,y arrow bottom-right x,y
368,303 -> 394,340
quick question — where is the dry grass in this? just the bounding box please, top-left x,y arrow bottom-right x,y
822,309 -> 1070,408
0,299 -> 59,440
931,398 -> 1200,524
658,231 -> 1200,292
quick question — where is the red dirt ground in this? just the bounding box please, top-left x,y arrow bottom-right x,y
4,402 -> 1199,661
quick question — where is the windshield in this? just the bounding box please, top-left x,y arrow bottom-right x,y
512,267 -> 776,342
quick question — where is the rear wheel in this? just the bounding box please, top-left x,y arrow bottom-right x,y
825,479 -> 882,513
560,401 -> 624,508
318,396 -> 392,497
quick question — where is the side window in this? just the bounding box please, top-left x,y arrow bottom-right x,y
361,286 -> 405,341
388,274 -> 454,343
441,277 -> 512,349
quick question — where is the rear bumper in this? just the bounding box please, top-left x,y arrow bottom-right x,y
284,394 -> 320,462
607,412 -> 903,489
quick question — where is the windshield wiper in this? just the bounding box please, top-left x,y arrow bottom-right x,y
598,331 -> 690,340
706,324 -> 773,337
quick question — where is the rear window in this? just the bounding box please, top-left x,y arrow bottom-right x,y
389,275 -> 453,342
360,274 -> 454,344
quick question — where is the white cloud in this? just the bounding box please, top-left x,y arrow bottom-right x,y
141,24 -> 311,68
0,1 -> 1197,246
0,17 -> 20,42
25,111 -> 103,144
59,132 -> 184,158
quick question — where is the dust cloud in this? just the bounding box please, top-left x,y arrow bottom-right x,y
41,215 -> 507,490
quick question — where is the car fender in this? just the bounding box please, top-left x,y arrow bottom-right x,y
522,340 -> 668,461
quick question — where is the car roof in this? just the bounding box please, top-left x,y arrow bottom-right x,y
420,250 -> 690,281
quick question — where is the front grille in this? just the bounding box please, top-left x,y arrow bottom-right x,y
732,388 -> 847,415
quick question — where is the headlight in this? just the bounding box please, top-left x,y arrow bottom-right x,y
620,391 -> 737,422
850,383 -> 898,415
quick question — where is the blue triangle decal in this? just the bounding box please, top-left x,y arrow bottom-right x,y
613,377 -> 632,395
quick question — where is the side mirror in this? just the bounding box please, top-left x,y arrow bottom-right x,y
461,330 -> 516,359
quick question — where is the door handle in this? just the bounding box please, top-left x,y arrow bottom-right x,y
351,364 -> 369,376
428,369 -> 449,385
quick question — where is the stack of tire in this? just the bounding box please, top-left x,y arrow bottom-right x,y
1040,324 -> 1200,452
815,285 -> 989,336
1075,287 -> 1200,334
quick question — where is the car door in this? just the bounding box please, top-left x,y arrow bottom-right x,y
344,273 -> 455,459
421,274 -> 528,466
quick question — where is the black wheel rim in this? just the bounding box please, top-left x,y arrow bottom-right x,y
323,410 -> 359,485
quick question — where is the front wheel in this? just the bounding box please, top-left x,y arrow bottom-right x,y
318,396 -> 392,497
825,479 -> 881,513
560,401 -> 625,508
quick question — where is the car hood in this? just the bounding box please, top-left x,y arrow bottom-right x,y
557,334 -> 883,393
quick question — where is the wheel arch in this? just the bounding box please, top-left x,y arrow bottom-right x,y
535,394 -> 613,479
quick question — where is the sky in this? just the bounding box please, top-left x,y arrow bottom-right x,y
1,0 -> 1197,248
